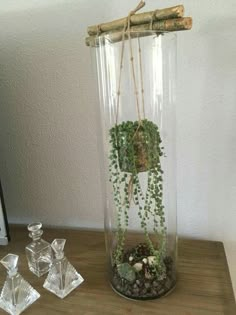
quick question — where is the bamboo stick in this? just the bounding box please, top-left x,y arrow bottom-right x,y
86,17 -> 192,47
87,5 -> 184,36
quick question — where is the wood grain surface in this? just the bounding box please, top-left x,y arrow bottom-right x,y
0,226 -> 235,315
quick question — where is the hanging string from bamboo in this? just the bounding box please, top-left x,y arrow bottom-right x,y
138,37 -> 145,119
115,27 -> 126,126
115,1 -> 147,206
127,2 -> 144,124
115,0 -> 145,125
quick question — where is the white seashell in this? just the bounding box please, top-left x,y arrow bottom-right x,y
133,262 -> 143,272
142,258 -> 148,264
129,256 -> 134,262
147,256 -> 156,266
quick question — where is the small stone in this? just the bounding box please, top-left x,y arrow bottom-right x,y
117,263 -> 136,282
142,258 -> 148,264
144,282 -> 151,289
147,256 -> 156,266
158,273 -> 166,281
151,288 -> 157,296
136,280 -> 141,286
145,270 -> 153,279
146,292 -> 153,297
141,288 -> 147,295
157,284 -> 164,292
167,270 -> 173,277
165,277 -> 173,290
133,283 -> 138,289
129,256 -> 134,262
113,277 -> 118,284
158,287 -> 166,296
133,288 -> 139,295
133,262 -> 143,272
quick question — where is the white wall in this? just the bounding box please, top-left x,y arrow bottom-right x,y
0,0 -> 235,293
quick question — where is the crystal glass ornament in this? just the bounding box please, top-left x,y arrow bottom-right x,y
0,254 -> 40,315
43,239 -> 84,299
25,222 -> 53,277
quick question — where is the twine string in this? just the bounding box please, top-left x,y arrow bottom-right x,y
115,23 -> 127,125
115,0 -> 145,125
149,10 -> 157,30
138,37 -> 145,118
122,1 -> 146,205
96,24 -> 102,36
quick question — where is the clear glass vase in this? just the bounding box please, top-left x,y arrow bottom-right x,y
92,31 -> 177,300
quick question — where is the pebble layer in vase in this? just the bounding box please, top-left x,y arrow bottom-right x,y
111,244 -> 175,300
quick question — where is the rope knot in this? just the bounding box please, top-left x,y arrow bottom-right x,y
126,0 -> 145,32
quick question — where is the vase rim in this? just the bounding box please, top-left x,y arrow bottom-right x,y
93,30 -> 176,47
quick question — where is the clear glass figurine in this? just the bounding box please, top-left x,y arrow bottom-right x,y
0,254 -> 40,315
43,239 -> 84,299
25,222 -> 53,277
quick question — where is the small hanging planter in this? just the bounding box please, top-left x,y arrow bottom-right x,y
87,0 -> 192,300
110,119 -> 163,173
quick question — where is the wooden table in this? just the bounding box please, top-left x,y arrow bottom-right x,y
0,226 -> 235,315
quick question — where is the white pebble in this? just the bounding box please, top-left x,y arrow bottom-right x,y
133,263 -> 143,272
129,256 -> 134,262
142,258 -> 148,264
145,270 -> 152,279
147,256 -> 156,266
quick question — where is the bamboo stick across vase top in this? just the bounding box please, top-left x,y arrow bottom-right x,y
87,4 -> 185,35
85,3 -> 192,47
85,17 -> 192,47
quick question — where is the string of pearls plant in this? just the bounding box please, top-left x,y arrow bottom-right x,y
109,119 -> 167,276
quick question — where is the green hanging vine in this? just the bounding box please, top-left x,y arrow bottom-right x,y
109,119 -> 167,275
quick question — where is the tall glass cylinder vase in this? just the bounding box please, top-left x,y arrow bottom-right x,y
93,31 -> 177,300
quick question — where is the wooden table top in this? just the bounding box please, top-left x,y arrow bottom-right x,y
0,226 -> 235,315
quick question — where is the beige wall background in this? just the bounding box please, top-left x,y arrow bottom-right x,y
0,0 -> 235,296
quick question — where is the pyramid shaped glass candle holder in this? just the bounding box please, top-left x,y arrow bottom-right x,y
0,254 -> 40,315
43,239 -> 84,299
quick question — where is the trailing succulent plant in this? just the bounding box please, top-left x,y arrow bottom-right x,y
109,119 -> 167,280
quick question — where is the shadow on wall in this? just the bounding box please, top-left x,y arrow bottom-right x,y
200,17 -> 236,241
176,14 -> 236,241
0,1 -> 104,228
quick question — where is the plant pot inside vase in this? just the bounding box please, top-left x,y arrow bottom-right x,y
111,119 -> 163,173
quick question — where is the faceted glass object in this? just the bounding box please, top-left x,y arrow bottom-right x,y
43,239 -> 84,299
25,222 -> 53,277
0,254 -> 40,315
